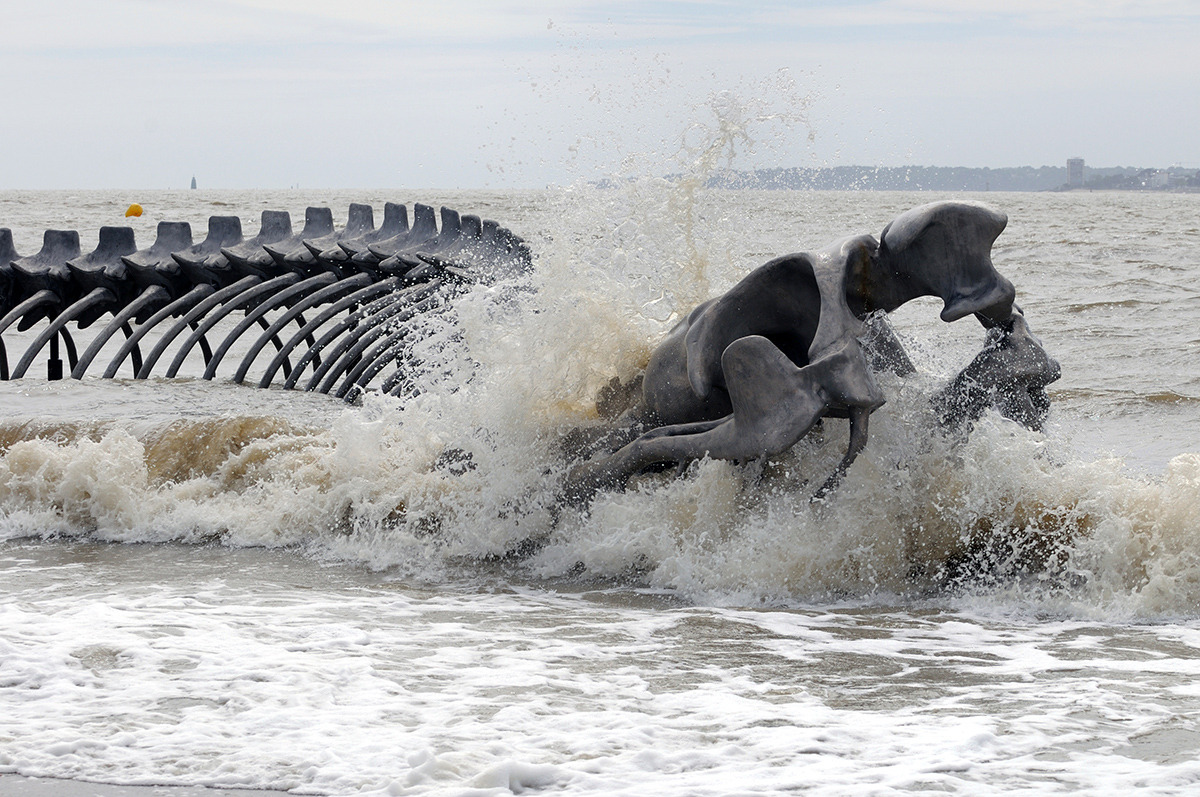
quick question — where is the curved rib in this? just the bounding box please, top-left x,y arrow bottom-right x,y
346,302 -> 456,398
261,277 -> 400,389
0,290 -> 57,338
251,316 -> 289,378
134,275 -> 266,378
334,325 -> 419,399
298,283 -> 437,393
188,319 -> 215,365
103,285 -> 215,378
307,282 -> 444,394
280,282 -> 413,391
72,286 -> 168,378
123,323 -> 144,375
200,272 -> 335,380
156,274 -> 299,379
372,315 -> 460,398
61,328 -> 78,369
380,362 -> 409,396
0,290 -> 59,381
378,325 -> 457,397
11,288 -> 112,378
317,290 -> 444,396
233,272 -> 372,385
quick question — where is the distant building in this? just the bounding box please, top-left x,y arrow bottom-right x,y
1067,158 -> 1085,188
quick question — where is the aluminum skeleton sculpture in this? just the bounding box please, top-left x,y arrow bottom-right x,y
0,202 -> 531,397
4,198 -> 1058,503
565,201 -> 1061,502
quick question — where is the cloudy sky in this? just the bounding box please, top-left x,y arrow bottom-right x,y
2,1 -> 1196,189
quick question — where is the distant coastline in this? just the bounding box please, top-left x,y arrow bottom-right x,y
694,165 -> 1200,192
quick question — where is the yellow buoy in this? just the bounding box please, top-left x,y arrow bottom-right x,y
125,203 -> 143,218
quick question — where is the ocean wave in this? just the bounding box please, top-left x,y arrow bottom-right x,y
1,368 -> 1198,620
1,182 -> 1198,619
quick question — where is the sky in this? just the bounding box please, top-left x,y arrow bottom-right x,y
1,0 -> 1197,189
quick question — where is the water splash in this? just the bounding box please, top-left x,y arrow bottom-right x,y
2,157 -> 1199,620
667,78 -> 815,299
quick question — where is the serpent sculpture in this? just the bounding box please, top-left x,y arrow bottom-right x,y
3,198 -> 1058,503
565,200 -> 1061,502
0,202 -> 532,398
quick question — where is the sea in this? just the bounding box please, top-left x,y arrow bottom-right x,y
1,183 -> 1199,795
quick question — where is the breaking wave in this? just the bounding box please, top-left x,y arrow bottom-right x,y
2,89 -> 1198,621
2,184 -> 1199,622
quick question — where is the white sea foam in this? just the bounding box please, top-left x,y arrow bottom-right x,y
1,182 -> 1199,620
2,147 -> 1200,793
4,543 -> 1200,795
